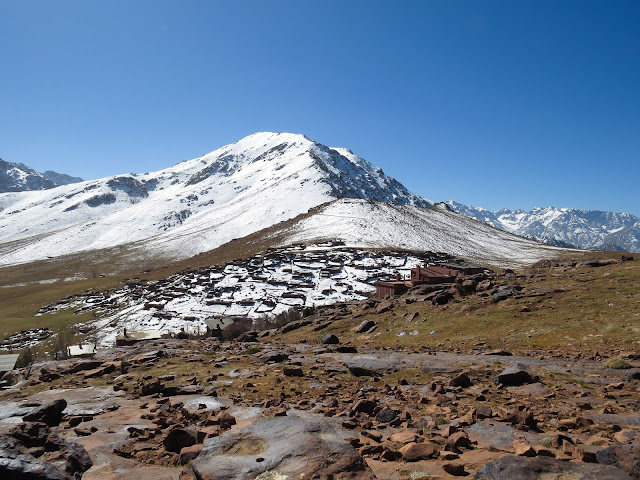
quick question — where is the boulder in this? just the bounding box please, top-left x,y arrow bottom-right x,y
449,372 -> 472,388
375,407 -> 398,424
141,378 -> 164,395
351,400 -> 378,415
376,301 -> 393,314
493,363 -> 537,386
322,334 -> 339,345
400,442 -> 439,461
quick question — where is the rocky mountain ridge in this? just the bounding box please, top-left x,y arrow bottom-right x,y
0,158 -> 83,193
446,201 -> 640,253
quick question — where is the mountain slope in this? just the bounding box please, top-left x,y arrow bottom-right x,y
268,200 -> 563,268
0,158 -> 82,193
446,201 -> 640,252
0,132 -> 431,267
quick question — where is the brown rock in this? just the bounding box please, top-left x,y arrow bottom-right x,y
389,430 -> 417,444
179,444 -> 204,464
446,432 -> 472,452
512,437 -> 536,457
449,373 -> 471,388
400,442 -> 439,461
376,301 -> 393,314
442,463 -> 467,476
164,428 -> 197,454
283,367 -> 304,377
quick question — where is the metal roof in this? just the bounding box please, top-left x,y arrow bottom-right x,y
69,344 -> 97,356
121,331 -> 162,341
0,354 -> 20,372
438,262 -> 484,270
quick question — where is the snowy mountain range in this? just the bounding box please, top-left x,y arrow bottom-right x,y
0,158 -> 83,193
446,201 -> 640,253
0,132 -> 561,270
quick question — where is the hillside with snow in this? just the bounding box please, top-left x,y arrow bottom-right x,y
446,201 -> 640,252
264,200 -> 563,268
0,133 -> 431,267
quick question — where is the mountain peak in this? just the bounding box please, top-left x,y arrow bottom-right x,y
0,132 -> 431,266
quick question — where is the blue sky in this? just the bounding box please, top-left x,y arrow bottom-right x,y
1,1 -> 639,215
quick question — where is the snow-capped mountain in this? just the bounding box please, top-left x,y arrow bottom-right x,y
0,132 -> 432,267
0,158 -> 83,193
446,201 -> 640,252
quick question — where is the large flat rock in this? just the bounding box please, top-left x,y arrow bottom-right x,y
191,412 -> 376,480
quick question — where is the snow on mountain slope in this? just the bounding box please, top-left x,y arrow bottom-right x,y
260,200 -> 564,268
0,132 -> 431,267
0,158 -> 82,193
446,201 -> 640,252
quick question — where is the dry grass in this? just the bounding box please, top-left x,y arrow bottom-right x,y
269,258 -> 640,355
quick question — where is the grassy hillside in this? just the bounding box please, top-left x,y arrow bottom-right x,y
268,256 -> 639,355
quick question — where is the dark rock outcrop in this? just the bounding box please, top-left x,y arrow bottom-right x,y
473,455 -> 632,479
0,422 -> 92,479
23,399 -> 67,427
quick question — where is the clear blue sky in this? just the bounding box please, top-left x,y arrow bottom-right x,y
1,1 -> 639,215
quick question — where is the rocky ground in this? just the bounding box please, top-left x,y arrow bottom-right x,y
1,257 -> 639,479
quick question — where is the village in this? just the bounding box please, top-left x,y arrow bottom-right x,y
21,242 -> 486,351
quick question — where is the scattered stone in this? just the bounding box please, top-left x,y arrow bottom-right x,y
449,372 -> 472,388
512,437 -> 536,457
442,463 -> 467,476
355,320 -> 376,333
283,367 -> 304,377
389,430 -> 417,444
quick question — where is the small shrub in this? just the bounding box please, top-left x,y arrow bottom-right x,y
540,437 -> 553,448
302,306 -> 316,318
245,347 -> 262,355
15,347 -> 34,368
603,358 -> 632,369
436,418 -> 450,425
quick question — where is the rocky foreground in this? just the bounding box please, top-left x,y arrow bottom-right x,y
1,256 -> 640,479
1,333 -> 639,480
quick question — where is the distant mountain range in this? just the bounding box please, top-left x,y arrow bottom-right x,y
446,201 -> 640,253
0,158 -> 83,193
0,132 -> 560,269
